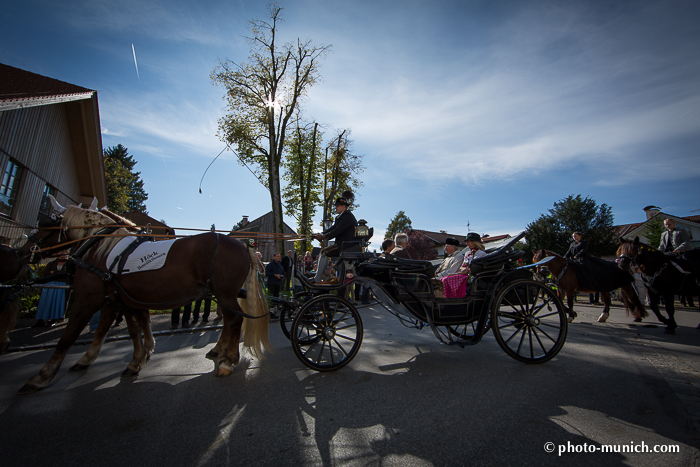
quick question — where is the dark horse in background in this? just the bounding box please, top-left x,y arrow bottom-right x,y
617,237 -> 700,334
15,197 -> 270,394
532,249 -> 647,323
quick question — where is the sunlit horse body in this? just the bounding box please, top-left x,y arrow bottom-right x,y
532,249 -> 647,323
617,238 -> 700,334
16,200 -> 270,394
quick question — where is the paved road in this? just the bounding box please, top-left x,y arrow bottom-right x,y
1,303 -> 699,466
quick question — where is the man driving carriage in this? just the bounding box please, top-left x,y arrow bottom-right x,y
311,193 -> 358,283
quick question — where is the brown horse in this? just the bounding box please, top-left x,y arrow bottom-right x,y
15,199 -> 270,394
532,249 -> 647,323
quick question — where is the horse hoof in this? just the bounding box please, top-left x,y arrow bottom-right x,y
146,351 -> 154,361
205,349 -> 219,360
567,316 -> 575,323
69,363 -> 90,372
121,368 -> 140,378
17,384 -> 41,395
664,327 -> 676,335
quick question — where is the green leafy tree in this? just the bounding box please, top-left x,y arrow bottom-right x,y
644,214 -> 665,248
526,194 -> 616,257
386,211 -> 412,240
211,3 -> 330,253
104,144 -> 148,215
405,229 -> 437,261
283,121 -> 322,254
321,129 -> 364,222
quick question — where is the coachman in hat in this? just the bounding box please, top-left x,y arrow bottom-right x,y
312,194 -> 358,282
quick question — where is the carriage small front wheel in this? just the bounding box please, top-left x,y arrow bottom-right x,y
491,279 -> 567,364
290,295 -> 363,371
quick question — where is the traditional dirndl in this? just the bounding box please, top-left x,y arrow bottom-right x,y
34,282 -> 67,320
442,275 -> 469,299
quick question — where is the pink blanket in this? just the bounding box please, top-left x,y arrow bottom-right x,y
442,274 -> 468,298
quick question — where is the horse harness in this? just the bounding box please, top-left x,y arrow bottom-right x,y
65,229 -> 263,320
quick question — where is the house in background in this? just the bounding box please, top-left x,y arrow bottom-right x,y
616,206 -> 700,249
0,63 -> 105,244
230,213 -> 297,261
123,211 -> 176,239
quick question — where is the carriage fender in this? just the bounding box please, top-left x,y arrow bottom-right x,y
485,269 -> 532,308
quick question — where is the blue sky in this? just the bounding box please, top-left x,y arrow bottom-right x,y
2,0 -> 699,251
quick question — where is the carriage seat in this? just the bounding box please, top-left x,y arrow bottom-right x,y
469,231 -> 526,275
355,256 -> 436,279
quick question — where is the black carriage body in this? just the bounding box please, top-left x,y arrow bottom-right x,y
287,232 -> 568,371
356,236 -> 531,328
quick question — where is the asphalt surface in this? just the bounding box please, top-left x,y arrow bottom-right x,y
1,301 -> 699,466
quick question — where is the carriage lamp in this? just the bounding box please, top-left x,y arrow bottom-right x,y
355,219 -> 370,238
323,219 -> 333,231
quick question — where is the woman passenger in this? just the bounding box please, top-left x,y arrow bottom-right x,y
442,233 -> 487,298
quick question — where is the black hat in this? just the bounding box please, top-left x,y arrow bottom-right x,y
466,232 -> 482,243
334,197 -> 349,206
445,237 -> 460,247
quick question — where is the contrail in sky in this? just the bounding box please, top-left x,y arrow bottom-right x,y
131,44 -> 140,83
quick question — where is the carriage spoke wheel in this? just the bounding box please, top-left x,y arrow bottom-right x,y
437,322 -> 480,343
291,295 -> 363,371
279,292 -> 316,340
491,280 -> 567,364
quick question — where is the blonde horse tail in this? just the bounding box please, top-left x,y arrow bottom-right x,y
240,245 -> 271,358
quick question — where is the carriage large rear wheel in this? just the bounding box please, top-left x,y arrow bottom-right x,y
279,292 -> 316,340
291,295 -> 363,371
491,280 -> 567,364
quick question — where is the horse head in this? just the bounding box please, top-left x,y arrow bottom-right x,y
616,236 -> 659,273
532,249 -> 547,263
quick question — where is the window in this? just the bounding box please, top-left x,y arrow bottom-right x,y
0,159 -> 23,217
38,183 -> 57,220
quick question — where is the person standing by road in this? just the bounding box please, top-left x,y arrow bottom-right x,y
281,250 -> 293,291
265,252 -> 284,298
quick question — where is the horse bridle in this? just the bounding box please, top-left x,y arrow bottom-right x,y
26,216 -> 67,262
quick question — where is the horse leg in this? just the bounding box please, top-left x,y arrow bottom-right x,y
663,294 -> 677,334
70,307 -> 116,371
120,308 -> 150,377
215,304 -> 243,377
18,302 -> 98,394
647,292 -> 669,327
206,303 -> 228,360
0,298 -> 20,354
597,292 -> 611,322
142,310 -> 155,360
566,291 -> 576,322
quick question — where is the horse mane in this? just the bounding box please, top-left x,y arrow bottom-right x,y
98,208 -> 137,228
62,206 -> 132,258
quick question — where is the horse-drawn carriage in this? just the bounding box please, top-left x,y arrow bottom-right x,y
3,198 -> 569,394
275,232 -> 569,371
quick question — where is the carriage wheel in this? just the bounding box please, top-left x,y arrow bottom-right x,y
491,280 -> 567,364
437,322 -> 479,342
291,295 -> 363,371
279,292 -> 316,340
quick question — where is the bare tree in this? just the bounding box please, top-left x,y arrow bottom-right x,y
211,3 -> 330,252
